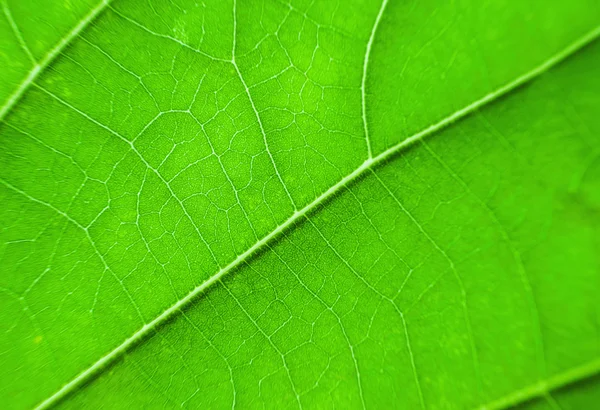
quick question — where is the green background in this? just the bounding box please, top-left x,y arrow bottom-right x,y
1,0 -> 599,408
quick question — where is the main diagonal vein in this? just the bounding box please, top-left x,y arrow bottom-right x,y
0,0 -> 112,122
34,24 -> 600,410
479,357 -> 600,410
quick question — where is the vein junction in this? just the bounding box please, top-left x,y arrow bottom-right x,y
1,1 -> 599,409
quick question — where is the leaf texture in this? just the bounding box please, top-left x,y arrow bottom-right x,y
1,0 -> 600,409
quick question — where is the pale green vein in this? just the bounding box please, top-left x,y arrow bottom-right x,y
372,169 -> 475,405
2,0 -> 36,65
33,24 -> 600,410
266,241 -> 366,409
0,178 -> 146,324
106,5 -> 230,63
480,357 -> 600,410
422,140 -> 547,384
0,0 -> 112,122
306,215 -> 419,409
221,282 -> 302,409
231,0 -> 298,210
32,84 -> 222,269
361,0 -> 388,159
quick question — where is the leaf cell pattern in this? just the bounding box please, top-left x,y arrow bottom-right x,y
1,0 -> 600,409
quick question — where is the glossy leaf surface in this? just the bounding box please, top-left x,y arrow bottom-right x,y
1,0 -> 599,408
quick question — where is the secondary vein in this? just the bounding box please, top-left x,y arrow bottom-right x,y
361,0 -> 389,159
34,23 -> 600,410
231,0 -> 298,210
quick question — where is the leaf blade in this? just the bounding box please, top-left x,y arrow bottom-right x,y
1,1 -> 599,409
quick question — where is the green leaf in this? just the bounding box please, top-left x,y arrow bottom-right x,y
1,0 -> 599,408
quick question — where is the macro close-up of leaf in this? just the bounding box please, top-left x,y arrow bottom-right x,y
1,0 -> 600,409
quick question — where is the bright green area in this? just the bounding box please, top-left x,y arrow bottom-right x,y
0,0 -> 599,409
0,0 -> 99,110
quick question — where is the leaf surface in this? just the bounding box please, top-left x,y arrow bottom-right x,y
1,0 -> 599,409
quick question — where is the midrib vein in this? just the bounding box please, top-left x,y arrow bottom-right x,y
35,24 -> 600,410
479,357 -> 600,410
0,0 -> 112,122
